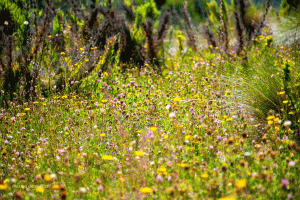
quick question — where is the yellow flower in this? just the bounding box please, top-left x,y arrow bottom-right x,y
65,132 -> 69,136
52,184 -> 60,190
173,97 -> 182,102
101,100 -> 108,103
100,133 -> 105,137
0,184 -> 9,190
158,167 -> 167,173
277,91 -> 285,95
80,48 -> 84,51
266,116 -> 275,120
218,197 -> 236,200
226,118 -> 233,122
283,100 -> 288,104
235,179 -> 247,189
36,186 -> 45,193
268,120 -> 273,125
25,108 -> 30,111
134,151 -> 144,156
185,135 -> 191,140
201,172 -> 209,179
102,155 -> 113,160
163,135 -> 169,139
150,126 -> 157,132
139,187 -> 153,194
33,101 -> 39,104
60,52 -> 65,55
44,174 -> 52,182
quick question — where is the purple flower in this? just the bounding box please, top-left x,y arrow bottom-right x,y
40,117 -> 44,123
288,193 -> 293,199
117,93 -> 124,98
147,130 -> 153,137
223,137 -> 227,141
209,145 -> 213,150
167,176 -> 172,181
97,79 -> 101,83
58,149 -> 63,156
20,127 -> 25,131
167,161 -> 172,167
98,185 -> 104,191
282,178 -> 289,189
4,140 -> 9,144
11,117 -> 16,122
178,146 -> 183,151
217,135 -> 222,141
156,174 -> 163,182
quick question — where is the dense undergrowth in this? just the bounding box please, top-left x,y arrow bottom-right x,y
1,0 -> 300,199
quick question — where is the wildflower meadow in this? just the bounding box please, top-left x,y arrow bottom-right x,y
0,0 -> 300,199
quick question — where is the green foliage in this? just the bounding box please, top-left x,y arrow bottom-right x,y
280,0 -> 300,16
0,0 -> 27,35
134,0 -> 160,28
164,0 -> 208,23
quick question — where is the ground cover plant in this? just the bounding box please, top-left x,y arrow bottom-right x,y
1,0 -> 300,199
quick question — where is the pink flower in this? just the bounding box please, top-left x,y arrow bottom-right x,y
98,185 -> 104,191
156,175 -> 163,182
288,161 -> 295,167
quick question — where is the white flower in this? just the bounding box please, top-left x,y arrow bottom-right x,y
165,104 -> 170,110
79,187 -> 87,194
283,120 -> 292,127
169,112 -> 176,118
4,21 -> 8,25
24,21 -> 29,25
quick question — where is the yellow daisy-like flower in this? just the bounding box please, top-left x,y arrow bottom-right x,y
36,186 -> 45,193
283,100 -> 288,104
201,172 -> 209,179
150,126 -> 157,132
102,155 -> 114,160
134,151 -> 144,156
157,166 -> 167,173
185,135 -> 191,140
44,174 -> 52,182
52,184 -> 60,190
173,97 -> 182,102
268,120 -> 273,125
266,116 -> 275,120
139,187 -> 153,194
101,100 -> 108,103
218,197 -> 236,200
235,179 -> 247,189
100,133 -> 105,137
226,118 -> 233,122
25,108 -> 30,111
0,184 -> 9,190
